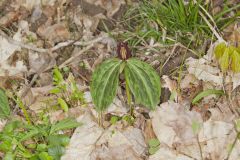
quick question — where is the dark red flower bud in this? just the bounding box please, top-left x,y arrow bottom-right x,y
117,42 -> 131,60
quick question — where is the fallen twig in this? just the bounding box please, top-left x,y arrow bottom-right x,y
0,30 -> 110,53
59,44 -> 94,69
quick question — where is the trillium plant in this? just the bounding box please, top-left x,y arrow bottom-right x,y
90,42 -> 161,117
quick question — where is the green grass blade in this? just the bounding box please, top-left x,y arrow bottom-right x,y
192,89 -> 224,104
0,88 -> 10,118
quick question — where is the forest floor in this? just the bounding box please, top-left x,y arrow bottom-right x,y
0,0 -> 240,160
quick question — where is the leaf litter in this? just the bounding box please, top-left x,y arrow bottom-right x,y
0,0 -> 240,160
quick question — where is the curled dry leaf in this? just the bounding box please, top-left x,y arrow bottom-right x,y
149,147 -> 192,160
198,120 -> 239,160
180,74 -> 200,89
150,101 -> 240,160
84,90 -> 128,117
61,112 -> 104,160
162,75 -> 178,102
0,11 -> 21,27
28,51 -> 56,74
85,0 -> 126,18
186,41 -> 240,90
0,21 -> 35,77
74,13 -> 100,33
18,0 -> 57,10
37,23 -> 70,45
24,86 -> 55,114
150,101 -> 202,147
93,126 -> 146,160
0,34 -> 21,64
186,57 -> 224,86
62,111 -> 147,160
186,51 -> 240,90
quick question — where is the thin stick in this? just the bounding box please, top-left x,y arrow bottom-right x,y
192,0 -> 223,41
162,43 -> 178,69
0,30 -> 110,53
198,10 -> 223,42
0,30 -> 47,53
197,134 -> 203,160
59,44 -> 94,68
226,132 -> 240,160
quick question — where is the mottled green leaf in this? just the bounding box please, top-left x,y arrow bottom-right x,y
90,58 -> 122,112
125,58 -> 161,110
214,42 -> 226,59
231,50 -> 240,72
48,146 -> 64,160
0,88 -> 11,118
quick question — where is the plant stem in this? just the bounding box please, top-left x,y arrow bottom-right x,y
16,97 -> 32,124
125,73 -> 133,116
196,134 -> 203,160
226,132 -> 240,160
98,112 -> 103,127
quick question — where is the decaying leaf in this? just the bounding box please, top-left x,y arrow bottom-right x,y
37,23 -> 70,45
186,50 -> 240,90
61,112 -> 104,160
84,0 -> 126,18
0,22 -> 29,77
62,112 -> 147,160
150,102 -> 202,148
19,0 -> 57,10
150,101 -> 240,160
149,147 -> 192,160
0,35 -> 21,64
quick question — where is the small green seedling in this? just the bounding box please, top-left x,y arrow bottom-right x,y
110,116 -> 120,125
214,42 -> 240,72
148,138 -> 160,155
0,118 -> 80,160
51,67 -> 85,111
90,42 -> 161,114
